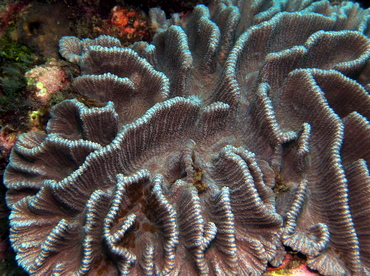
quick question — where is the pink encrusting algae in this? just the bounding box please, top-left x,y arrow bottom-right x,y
25,60 -> 69,102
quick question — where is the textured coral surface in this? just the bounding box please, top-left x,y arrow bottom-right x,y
4,0 -> 370,275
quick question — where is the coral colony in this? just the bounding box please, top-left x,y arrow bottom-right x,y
4,0 -> 370,275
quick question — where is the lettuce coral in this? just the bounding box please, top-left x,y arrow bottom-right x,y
4,0 -> 370,275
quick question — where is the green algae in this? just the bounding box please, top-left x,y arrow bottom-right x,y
0,30 -> 40,131
0,32 -> 38,94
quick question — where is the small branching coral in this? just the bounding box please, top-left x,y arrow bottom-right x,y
4,0 -> 370,275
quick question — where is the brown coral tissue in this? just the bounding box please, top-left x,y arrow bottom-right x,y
4,0 -> 370,275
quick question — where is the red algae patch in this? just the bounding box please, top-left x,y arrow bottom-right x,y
25,60 -> 69,102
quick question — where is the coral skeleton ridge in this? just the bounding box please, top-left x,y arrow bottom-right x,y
4,0 -> 370,275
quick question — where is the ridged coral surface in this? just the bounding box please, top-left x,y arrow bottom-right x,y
4,0 -> 370,275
